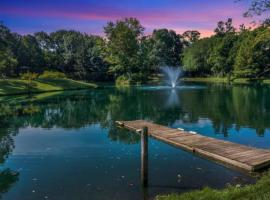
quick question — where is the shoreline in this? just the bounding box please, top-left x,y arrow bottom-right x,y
181,77 -> 270,85
0,78 -> 97,97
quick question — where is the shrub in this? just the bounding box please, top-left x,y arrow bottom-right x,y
20,72 -> 39,90
115,75 -> 131,87
39,71 -> 66,79
20,72 -> 38,80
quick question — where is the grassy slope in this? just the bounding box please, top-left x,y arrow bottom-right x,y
0,78 -> 97,95
156,173 -> 270,200
181,77 -> 270,84
181,77 -> 228,83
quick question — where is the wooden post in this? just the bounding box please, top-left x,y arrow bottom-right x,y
141,126 -> 148,187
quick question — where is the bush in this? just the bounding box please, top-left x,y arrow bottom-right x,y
115,75 -> 131,87
20,72 -> 39,89
20,72 -> 38,81
39,71 -> 66,79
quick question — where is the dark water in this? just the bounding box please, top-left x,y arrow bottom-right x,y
0,83 -> 270,200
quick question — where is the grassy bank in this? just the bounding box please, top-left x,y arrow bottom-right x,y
181,77 -> 228,83
156,172 -> 270,200
181,77 -> 270,85
0,78 -> 97,96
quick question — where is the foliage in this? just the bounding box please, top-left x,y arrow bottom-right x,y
234,27 -> 270,78
115,75 -> 131,87
104,18 -> 144,79
0,23 -> 18,78
183,30 -> 201,44
182,37 -> 216,75
214,18 -> 236,36
149,29 -> 183,67
0,16 -> 269,82
239,0 -> 270,17
39,70 -> 66,79
156,172 -> 270,200
182,19 -> 270,78
0,169 -> 19,194
208,33 -> 239,76
20,71 -> 38,80
20,71 -> 38,90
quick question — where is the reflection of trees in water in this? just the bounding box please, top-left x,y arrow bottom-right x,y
0,85 -> 270,143
180,85 -> 270,136
0,107 -> 20,197
0,84 -> 269,196
0,169 -> 19,199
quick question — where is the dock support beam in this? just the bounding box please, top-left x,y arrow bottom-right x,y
141,126 -> 148,187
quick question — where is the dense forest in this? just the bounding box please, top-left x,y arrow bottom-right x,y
0,1 -> 269,83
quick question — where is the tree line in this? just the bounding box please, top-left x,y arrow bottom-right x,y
0,18 -> 190,82
183,19 -> 270,78
0,17 -> 269,82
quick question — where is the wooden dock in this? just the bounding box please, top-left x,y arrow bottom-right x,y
116,120 -> 270,172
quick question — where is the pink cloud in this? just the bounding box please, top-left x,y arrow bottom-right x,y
0,4 -> 254,37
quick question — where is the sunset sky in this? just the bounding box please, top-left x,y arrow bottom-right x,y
0,0 -> 257,37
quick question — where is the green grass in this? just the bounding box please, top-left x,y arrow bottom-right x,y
181,77 -> 229,83
181,77 -> 270,85
263,79 -> 270,84
0,78 -> 97,96
156,172 -> 270,200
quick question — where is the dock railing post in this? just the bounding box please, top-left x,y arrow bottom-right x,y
141,126 -> 148,187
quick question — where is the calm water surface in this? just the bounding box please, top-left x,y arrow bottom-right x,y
0,83 -> 270,200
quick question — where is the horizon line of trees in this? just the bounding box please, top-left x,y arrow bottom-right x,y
0,17 -> 269,82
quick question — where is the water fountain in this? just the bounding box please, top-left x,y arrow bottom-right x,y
161,66 -> 182,88
139,66 -> 205,91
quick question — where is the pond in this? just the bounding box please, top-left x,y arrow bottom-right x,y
0,83 -> 270,200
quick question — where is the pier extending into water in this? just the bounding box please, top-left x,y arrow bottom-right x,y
116,120 -> 270,172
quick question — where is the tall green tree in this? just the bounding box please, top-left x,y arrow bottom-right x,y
182,37 -> 216,75
17,35 -> 44,71
234,27 -> 270,77
104,17 -> 144,79
208,33 -> 239,76
0,23 -> 18,78
150,29 -> 183,67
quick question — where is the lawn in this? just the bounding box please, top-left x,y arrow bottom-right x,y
181,77 -> 228,83
156,172 -> 270,200
0,78 -> 97,96
181,77 -> 270,85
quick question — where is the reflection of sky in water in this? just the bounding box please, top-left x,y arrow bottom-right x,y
2,125 -> 255,200
172,119 -> 270,149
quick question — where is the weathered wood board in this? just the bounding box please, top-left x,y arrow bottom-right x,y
116,120 -> 270,172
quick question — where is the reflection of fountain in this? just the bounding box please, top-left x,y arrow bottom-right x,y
161,66 -> 182,88
166,89 -> 180,108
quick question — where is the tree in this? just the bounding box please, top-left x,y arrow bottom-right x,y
0,23 -> 18,78
238,0 -> 270,25
0,50 -> 17,78
17,35 -> 44,72
234,27 -> 270,77
34,31 -> 56,69
182,30 -> 201,43
182,37 -> 216,75
47,30 -> 108,80
104,18 -> 144,79
208,33 -> 239,76
150,29 -> 183,67
239,0 -> 270,17
214,18 -> 236,36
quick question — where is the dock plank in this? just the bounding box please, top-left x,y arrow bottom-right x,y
116,120 -> 270,172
